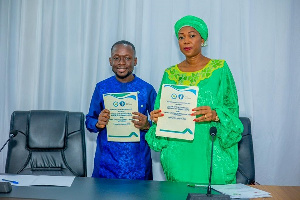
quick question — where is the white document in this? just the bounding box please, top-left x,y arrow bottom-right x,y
0,174 -> 75,187
156,84 -> 198,140
103,92 -> 140,142
212,184 -> 272,199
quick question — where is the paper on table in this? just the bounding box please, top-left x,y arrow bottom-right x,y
212,184 -> 272,199
103,92 -> 140,142
0,174 -> 75,187
156,84 -> 198,140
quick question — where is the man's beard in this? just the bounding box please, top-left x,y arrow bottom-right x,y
114,70 -> 133,80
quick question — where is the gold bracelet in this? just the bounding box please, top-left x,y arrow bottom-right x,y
215,115 -> 220,122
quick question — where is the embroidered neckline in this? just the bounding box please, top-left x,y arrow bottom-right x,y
166,59 -> 224,86
175,59 -> 212,73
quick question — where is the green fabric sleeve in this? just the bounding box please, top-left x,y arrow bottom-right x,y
146,72 -> 169,152
214,61 -> 243,149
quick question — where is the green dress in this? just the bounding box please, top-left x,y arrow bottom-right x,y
146,59 -> 243,184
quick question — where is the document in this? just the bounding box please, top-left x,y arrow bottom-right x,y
0,174 -> 75,187
103,92 -> 140,142
156,84 -> 198,140
212,184 -> 272,199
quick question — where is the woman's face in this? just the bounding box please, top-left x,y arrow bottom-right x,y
177,26 -> 204,58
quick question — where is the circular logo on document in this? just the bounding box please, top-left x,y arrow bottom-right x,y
113,101 -> 118,107
178,94 -> 184,99
119,101 -> 125,106
171,93 -> 177,99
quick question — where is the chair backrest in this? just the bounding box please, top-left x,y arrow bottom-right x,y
5,110 -> 87,177
236,117 -> 255,184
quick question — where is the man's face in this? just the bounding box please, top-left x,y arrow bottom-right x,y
109,44 -> 137,82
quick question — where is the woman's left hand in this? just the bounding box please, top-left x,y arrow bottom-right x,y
191,106 -> 217,122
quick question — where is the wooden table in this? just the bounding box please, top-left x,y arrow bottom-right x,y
251,185 -> 300,200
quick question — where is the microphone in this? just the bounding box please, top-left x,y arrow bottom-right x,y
186,127 -> 230,200
0,130 -> 18,194
207,127 -> 217,196
9,130 -> 18,138
0,130 -> 19,152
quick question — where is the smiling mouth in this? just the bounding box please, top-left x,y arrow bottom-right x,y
184,47 -> 192,51
117,68 -> 127,73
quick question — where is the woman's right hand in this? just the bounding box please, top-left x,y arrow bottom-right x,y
150,109 -> 164,124
96,109 -> 110,129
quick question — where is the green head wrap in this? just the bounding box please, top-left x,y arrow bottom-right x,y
174,15 -> 208,41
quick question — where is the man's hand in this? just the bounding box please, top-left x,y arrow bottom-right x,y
132,112 -> 150,130
96,109 -> 110,129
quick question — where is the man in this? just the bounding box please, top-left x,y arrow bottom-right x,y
86,40 -> 156,180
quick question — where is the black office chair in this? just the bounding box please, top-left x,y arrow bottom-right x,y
236,117 -> 255,184
5,110 -> 87,177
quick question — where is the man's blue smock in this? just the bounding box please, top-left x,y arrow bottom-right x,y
86,75 -> 156,180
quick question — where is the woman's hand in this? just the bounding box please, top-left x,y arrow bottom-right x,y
96,109 -> 110,129
191,106 -> 217,122
150,109 -> 164,124
132,112 -> 150,130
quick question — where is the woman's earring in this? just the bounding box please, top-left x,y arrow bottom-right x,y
201,43 -> 204,47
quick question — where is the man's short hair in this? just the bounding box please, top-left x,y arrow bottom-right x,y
111,40 -> 136,56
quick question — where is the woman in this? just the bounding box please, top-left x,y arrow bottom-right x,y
146,15 -> 243,184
